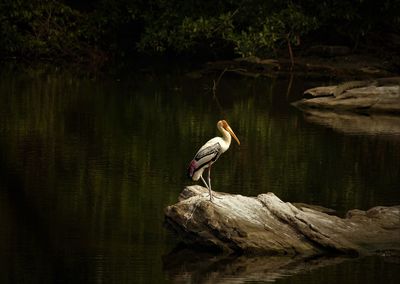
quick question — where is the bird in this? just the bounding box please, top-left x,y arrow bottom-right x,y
187,120 -> 240,201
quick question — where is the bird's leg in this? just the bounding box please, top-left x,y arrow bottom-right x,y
200,173 -> 214,202
207,164 -> 213,201
207,164 -> 221,200
200,175 -> 210,191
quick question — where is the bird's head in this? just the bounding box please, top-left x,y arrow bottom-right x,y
218,120 -> 240,145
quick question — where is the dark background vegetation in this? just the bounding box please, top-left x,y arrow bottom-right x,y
1,0 -> 399,65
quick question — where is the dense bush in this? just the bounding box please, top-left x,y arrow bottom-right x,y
0,0 -> 84,59
0,0 -> 399,62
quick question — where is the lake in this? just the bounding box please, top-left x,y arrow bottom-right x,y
0,64 -> 399,283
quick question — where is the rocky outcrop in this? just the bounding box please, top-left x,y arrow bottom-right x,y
164,186 -> 400,256
293,77 -> 400,114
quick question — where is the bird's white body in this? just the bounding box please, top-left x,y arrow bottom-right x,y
187,120 -> 240,201
191,135 -> 230,181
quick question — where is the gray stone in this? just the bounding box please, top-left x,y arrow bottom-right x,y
296,78 -> 400,114
164,186 -> 400,255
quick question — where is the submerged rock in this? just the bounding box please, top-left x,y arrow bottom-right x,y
164,186 -> 400,255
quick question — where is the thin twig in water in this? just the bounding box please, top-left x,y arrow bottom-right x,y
210,67 -> 248,116
285,72 -> 294,98
212,68 -> 248,95
212,67 -> 228,95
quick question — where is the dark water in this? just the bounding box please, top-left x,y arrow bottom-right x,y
0,65 -> 399,283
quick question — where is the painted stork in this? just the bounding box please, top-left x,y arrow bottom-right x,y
187,120 -> 240,201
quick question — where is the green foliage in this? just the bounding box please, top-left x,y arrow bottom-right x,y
301,0 -> 400,43
138,12 -> 236,53
0,0 -> 398,62
230,4 -> 318,57
0,0 -> 84,59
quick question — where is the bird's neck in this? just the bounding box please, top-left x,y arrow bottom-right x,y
219,125 -> 231,145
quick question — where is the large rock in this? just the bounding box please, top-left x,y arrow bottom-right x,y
164,186 -> 400,255
293,78 -> 400,114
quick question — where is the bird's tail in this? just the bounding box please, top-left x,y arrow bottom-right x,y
187,160 -> 197,179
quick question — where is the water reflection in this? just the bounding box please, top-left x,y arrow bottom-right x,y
0,65 -> 399,283
163,249 -> 400,283
298,109 -> 400,136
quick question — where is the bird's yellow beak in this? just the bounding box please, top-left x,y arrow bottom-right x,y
226,125 -> 240,145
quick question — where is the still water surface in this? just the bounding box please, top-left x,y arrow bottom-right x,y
0,65 -> 399,283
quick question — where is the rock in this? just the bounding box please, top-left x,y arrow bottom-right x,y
164,186 -> 400,256
303,85 -> 337,97
293,202 -> 338,215
333,80 -> 378,97
295,78 -> 400,114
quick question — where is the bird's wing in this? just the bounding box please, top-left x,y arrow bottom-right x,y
188,141 -> 222,178
194,141 -> 222,162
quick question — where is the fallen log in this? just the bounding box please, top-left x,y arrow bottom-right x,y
164,186 -> 400,256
